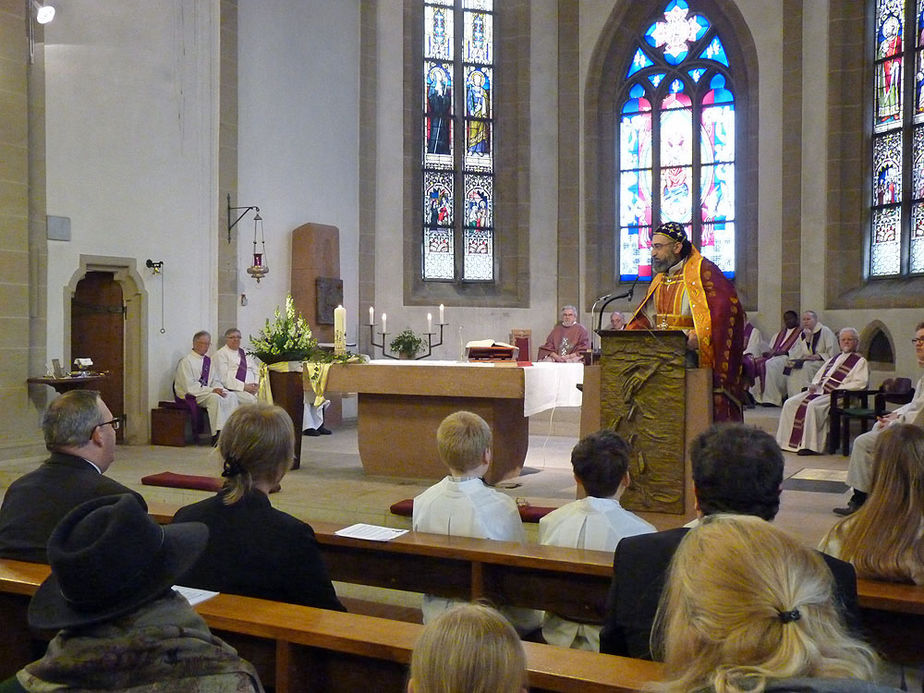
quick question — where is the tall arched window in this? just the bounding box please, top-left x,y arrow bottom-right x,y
422,0 -> 495,282
616,0 -> 737,281
869,0 -> 924,277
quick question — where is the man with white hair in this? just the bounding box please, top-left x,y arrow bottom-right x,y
776,327 -> 868,455
538,305 -> 590,362
784,310 -> 838,397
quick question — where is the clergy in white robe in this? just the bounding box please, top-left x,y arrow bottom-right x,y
174,331 -> 239,436
412,411 -> 540,634
750,311 -> 801,406
785,311 -> 838,398
215,329 -> 260,404
216,328 -> 329,434
743,320 -> 764,357
538,429 -> 654,650
846,323 -> 924,496
776,328 -> 868,454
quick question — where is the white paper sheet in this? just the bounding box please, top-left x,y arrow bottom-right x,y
334,523 -> 409,542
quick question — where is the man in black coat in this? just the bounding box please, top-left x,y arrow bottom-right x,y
599,423 -> 860,660
0,390 -> 146,563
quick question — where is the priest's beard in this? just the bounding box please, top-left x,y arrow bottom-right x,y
652,250 -> 680,275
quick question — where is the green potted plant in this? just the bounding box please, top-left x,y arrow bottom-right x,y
390,328 -> 425,359
249,295 -> 318,364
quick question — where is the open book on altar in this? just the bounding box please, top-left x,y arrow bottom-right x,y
465,340 -> 519,362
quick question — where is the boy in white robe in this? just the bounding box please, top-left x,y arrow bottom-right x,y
412,411 -> 540,634
538,430 -> 655,650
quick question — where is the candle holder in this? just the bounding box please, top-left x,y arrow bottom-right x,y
369,322 -> 447,360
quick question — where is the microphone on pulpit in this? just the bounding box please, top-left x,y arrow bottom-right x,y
595,277 -> 640,334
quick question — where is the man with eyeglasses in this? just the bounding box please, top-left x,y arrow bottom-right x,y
0,390 -> 145,563
626,221 -> 746,421
837,321 -> 924,516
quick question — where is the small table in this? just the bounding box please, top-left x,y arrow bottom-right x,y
27,375 -> 108,394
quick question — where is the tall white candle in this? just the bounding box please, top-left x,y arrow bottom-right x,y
427,313 -> 432,334
439,304 -> 445,324
369,305 -> 374,325
334,305 -> 346,355
382,313 -> 387,334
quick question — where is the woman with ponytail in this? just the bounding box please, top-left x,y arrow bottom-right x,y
173,403 -> 344,611
651,514 -> 892,693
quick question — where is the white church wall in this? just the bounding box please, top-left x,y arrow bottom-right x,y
44,0 -> 219,406
236,0 -> 361,354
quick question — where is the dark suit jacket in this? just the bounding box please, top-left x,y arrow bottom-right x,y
173,490 -> 345,612
0,452 -> 147,563
599,526 -> 861,659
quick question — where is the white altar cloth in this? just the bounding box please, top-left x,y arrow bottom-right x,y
366,360 -> 583,417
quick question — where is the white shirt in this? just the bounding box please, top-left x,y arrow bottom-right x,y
413,477 -> 539,631
538,496 -> 655,650
893,373 -> 924,425
413,476 -> 525,541
538,496 -> 655,553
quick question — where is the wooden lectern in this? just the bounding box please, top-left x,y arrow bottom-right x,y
581,330 -> 712,525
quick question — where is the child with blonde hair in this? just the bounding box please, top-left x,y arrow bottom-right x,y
408,603 -> 527,693
412,411 -> 540,633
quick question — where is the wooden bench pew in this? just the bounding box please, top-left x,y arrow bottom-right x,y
151,504 -> 924,629
0,559 -> 663,692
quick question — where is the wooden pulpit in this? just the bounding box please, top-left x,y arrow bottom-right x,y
581,330 -> 712,526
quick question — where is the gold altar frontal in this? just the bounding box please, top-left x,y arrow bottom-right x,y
326,363 -> 528,484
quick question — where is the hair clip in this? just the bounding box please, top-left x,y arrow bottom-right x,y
221,457 -> 244,478
777,608 -> 801,624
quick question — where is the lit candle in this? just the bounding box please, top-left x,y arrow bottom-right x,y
381,313 -> 387,334
369,305 -> 375,325
334,305 -> 346,355
439,304 -> 445,324
427,313 -> 432,334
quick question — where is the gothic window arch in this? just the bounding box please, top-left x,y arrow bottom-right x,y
404,0 -> 528,308
868,0 -> 924,277
617,0 -> 737,281
584,0 -> 758,308
422,0 -> 495,282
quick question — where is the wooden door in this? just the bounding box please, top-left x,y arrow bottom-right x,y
71,272 -> 124,441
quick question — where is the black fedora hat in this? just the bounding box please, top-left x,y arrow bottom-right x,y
29,494 -> 208,630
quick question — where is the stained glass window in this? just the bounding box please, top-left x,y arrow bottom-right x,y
422,0 -> 495,281
616,0 -> 737,281
869,0 -> 924,276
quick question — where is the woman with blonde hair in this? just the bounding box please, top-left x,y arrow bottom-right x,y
653,515 -> 888,693
408,603 -> 527,693
173,403 -> 344,610
820,423 -> 924,585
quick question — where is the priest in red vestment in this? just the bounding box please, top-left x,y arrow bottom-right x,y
627,222 -> 745,421
538,305 -> 591,362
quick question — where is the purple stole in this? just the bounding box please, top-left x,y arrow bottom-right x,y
787,352 -> 862,449
783,330 -> 823,376
174,354 -> 210,434
743,322 -> 754,348
235,349 -> 247,382
753,328 -> 800,393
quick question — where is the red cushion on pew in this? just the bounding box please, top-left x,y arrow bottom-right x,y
389,498 -> 554,523
141,471 -> 222,492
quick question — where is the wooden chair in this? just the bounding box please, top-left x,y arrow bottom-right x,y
509,329 -> 531,361
829,377 -> 913,455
